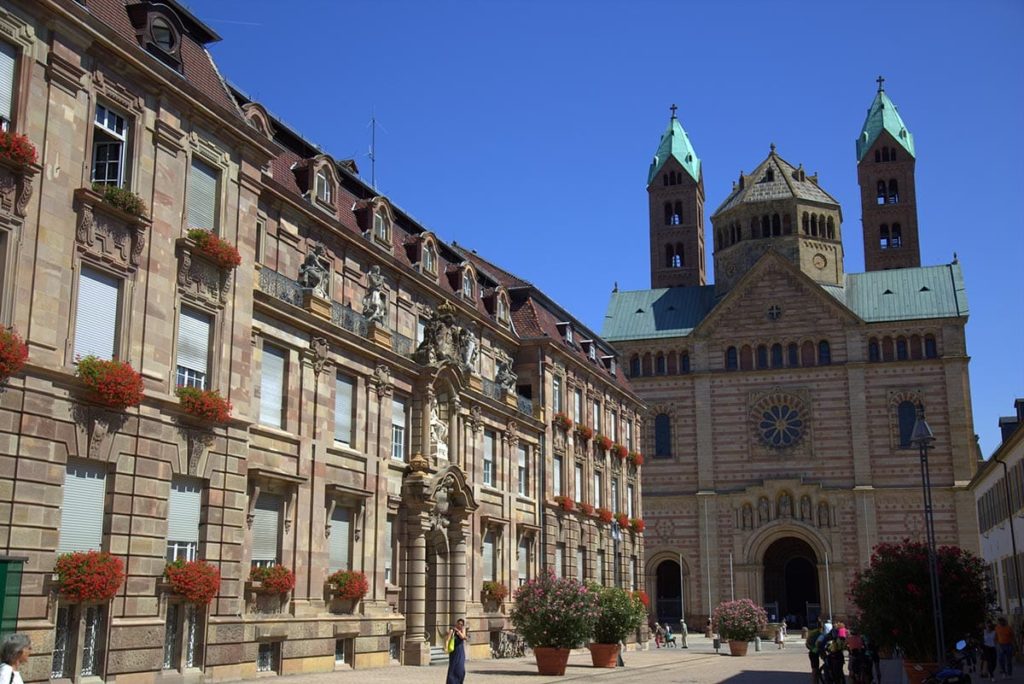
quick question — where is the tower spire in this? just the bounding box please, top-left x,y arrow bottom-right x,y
670,103 -> 678,119
876,75 -> 885,92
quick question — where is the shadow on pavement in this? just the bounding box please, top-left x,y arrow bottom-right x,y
717,671 -> 807,683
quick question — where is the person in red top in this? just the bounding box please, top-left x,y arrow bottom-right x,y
995,617 -> 1015,678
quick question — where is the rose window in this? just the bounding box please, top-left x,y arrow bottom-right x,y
750,392 -> 807,450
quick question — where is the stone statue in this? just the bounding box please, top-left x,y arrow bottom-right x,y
800,495 -> 812,521
742,503 -> 753,530
430,396 -> 449,460
415,301 -> 462,366
361,265 -> 388,325
495,351 -> 517,395
779,492 -> 792,518
457,327 -> 478,372
758,496 -> 770,525
297,242 -> 330,298
429,479 -> 452,555
818,501 -> 830,528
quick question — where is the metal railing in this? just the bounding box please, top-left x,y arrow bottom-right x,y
482,378 -> 504,402
517,395 -> 533,417
258,267 -> 304,307
331,302 -> 369,338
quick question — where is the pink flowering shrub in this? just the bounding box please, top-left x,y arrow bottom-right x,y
712,598 -> 768,642
509,568 -> 600,649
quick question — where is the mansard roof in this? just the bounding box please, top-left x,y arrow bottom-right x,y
712,147 -> 839,217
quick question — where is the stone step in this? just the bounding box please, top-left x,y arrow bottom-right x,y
429,646 -> 448,666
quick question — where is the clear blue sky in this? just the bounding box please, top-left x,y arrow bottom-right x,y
192,0 -> 1024,456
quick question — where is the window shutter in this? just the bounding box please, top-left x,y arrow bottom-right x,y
552,455 -> 562,496
74,267 -> 120,360
57,460 -> 107,553
251,492 -> 281,562
517,540 -> 528,580
391,398 -> 406,429
188,159 -> 218,232
259,345 -> 286,428
176,307 -> 211,377
482,531 -> 494,581
554,544 -> 565,579
576,547 -> 584,581
0,41 -> 15,124
167,477 -> 202,544
384,516 -> 394,581
328,506 -> 351,572
334,375 -> 353,445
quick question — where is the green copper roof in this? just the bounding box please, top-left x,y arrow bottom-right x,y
647,115 -> 701,185
856,88 -> 915,162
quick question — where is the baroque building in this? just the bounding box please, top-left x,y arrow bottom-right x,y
0,0 -> 644,682
604,89 -> 980,628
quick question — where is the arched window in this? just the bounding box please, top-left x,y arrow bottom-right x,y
655,353 -> 666,375
671,253 -> 681,268
756,344 -> 768,369
875,149 -> 881,163
740,345 -> 753,371
787,343 -> 799,367
664,203 -> 673,225
772,214 -> 781,236
667,351 -> 677,375
642,353 -> 653,377
680,352 -> 691,374
735,222 -> 742,242
826,216 -> 835,239
801,341 -> 816,366
882,336 -> 894,361
725,346 -> 738,371
665,244 -> 674,268
717,229 -> 724,249
811,215 -> 818,237
910,334 -> 922,360
802,212 -> 809,235
676,243 -> 684,267
771,343 -> 783,368
673,201 -> 683,225
761,215 -> 771,238
629,355 -> 640,377
876,180 -> 887,205
896,337 -> 908,360
663,174 -> 669,187
315,169 -> 332,203
783,214 -> 792,235
750,217 -> 759,237
879,224 -> 890,249
818,340 -> 831,365
882,147 -> 890,162
890,148 -> 897,161
897,401 -> 918,448
654,414 -> 672,458
868,338 -> 880,362
924,335 -> 938,359
891,224 -> 902,247
888,179 -> 899,204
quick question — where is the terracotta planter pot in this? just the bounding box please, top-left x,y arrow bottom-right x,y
588,643 -> 619,668
903,661 -> 938,684
534,647 -> 570,675
728,640 -> 749,656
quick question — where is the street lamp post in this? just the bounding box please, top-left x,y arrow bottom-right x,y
910,407 -> 946,664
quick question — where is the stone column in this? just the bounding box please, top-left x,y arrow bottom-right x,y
449,516 -> 468,626
404,509 -> 431,665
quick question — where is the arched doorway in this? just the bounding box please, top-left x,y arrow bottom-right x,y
762,537 -> 820,629
655,560 -> 682,626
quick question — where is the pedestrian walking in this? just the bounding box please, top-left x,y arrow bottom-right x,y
805,620 -> 823,684
679,618 -> 689,649
653,622 -> 665,648
982,621 -> 997,681
775,622 -> 787,649
445,618 -> 467,684
995,617 -> 1014,679
0,633 -> 31,684
616,639 -> 625,667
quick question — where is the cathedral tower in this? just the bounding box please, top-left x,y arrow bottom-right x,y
648,106 -> 705,288
857,78 -> 921,271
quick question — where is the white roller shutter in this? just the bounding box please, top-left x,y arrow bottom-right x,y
57,460 -> 107,553
187,159 -> 218,231
0,41 -> 15,126
251,492 -> 281,563
554,543 -> 565,579
176,307 -> 211,377
482,531 -> 494,581
576,547 -> 584,581
167,477 -> 201,544
259,345 -> 285,428
552,455 -> 562,496
334,375 -> 353,445
517,540 -> 528,582
74,267 -> 120,360
328,506 -> 351,572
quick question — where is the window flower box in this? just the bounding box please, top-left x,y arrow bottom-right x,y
630,518 -> 645,534
612,444 -> 628,460
176,386 -> 232,424
186,229 -> 241,270
55,551 -> 125,603
579,502 -> 595,516
614,512 -> 630,529
91,182 -> 147,219
175,235 -> 234,308
326,570 -> 368,614
552,412 -> 573,432
575,425 -> 593,442
596,507 -> 613,524
595,434 -> 613,452
76,355 -> 145,410
482,580 -> 508,605
249,564 -> 295,596
0,131 -> 37,167
553,495 -> 574,513
629,451 -> 645,467
164,559 -> 220,605
0,327 -> 28,383
0,132 -> 37,219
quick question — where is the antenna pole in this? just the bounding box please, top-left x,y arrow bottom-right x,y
370,106 -> 377,190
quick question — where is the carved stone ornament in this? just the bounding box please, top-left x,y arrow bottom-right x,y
297,242 -> 331,299
0,158 -> 35,219
494,349 -> 517,395
467,404 -> 484,434
361,265 -> 389,326
429,395 -> 449,461
181,426 -> 215,477
75,187 -> 150,274
414,301 -> 477,372
371,364 -> 393,397
308,336 -> 330,375
506,419 -> 519,448
176,241 -> 233,308
72,404 -> 127,462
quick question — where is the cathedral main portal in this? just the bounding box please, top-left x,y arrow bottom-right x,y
762,537 -> 820,628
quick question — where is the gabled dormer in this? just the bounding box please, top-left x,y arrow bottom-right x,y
447,261 -> 477,302
353,196 -> 395,253
405,232 -> 439,281
241,102 -> 275,141
483,286 -> 511,328
126,1 -> 220,74
292,154 -> 340,215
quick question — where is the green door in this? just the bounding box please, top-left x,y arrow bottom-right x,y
0,559 -> 24,637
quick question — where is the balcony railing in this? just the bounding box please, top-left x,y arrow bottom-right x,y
517,395 -> 533,417
331,302 -> 369,338
392,332 -> 415,358
482,378 -> 504,402
258,267 -> 304,307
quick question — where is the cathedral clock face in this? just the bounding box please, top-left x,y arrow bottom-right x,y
751,392 -> 808,450
813,253 -> 827,270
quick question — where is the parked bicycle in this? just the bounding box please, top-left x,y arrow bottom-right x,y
490,631 -> 526,659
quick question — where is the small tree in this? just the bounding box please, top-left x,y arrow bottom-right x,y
510,569 -> 600,649
591,586 -> 646,644
712,598 -> 768,642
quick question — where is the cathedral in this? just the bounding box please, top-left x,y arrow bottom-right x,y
603,82 -> 981,627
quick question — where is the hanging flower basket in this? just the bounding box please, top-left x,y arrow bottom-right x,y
615,512 -> 630,528
187,228 -> 242,270
575,425 -> 593,441
0,327 -> 28,382
596,507 -> 613,524
552,412 -> 573,432
630,518 -> 646,534
553,495 -> 575,513
326,570 -> 369,601
612,444 -> 628,460
55,551 -> 125,603
629,452 -> 644,467
76,355 -> 145,409
482,580 -> 508,604
595,434 -> 612,452
579,502 -> 595,516
249,564 -> 296,595
176,386 -> 232,424
165,559 -> 221,605
633,590 -> 650,608
0,131 -> 37,167
91,182 -> 148,218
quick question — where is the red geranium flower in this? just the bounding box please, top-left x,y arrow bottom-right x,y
188,229 -> 242,270
76,356 -> 145,409
55,551 -> 125,603
165,560 -> 221,605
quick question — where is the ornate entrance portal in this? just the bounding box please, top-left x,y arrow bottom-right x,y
654,560 -> 682,626
762,537 -> 819,628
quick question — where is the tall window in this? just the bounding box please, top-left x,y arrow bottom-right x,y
726,346 -> 738,371
818,340 -> 831,365
654,413 -> 671,458
554,543 -> 565,579
896,337 -> 909,361
0,41 -> 15,130
553,454 -> 563,496
897,401 -> 918,448
462,271 -> 474,299
483,430 -> 496,486
574,462 -> 583,502
517,444 -> 528,497
328,506 -> 352,572
92,104 -> 129,187
592,400 -> 601,432
629,355 -> 640,377
187,159 -> 219,232
576,547 -> 586,582
627,483 -> 635,518
391,397 -> 407,461
517,538 -> 531,586
74,266 -> 121,360
593,471 -> 603,508
166,477 -> 201,562
259,344 -> 286,429
609,410 -> 618,442
373,211 -> 390,243
869,339 -> 880,362
496,295 -> 508,323
482,530 -> 497,582
176,306 -> 211,389
625,421 -> 633,451
630,556 -> 638,591
788,343 -> 799,367
314,169 -> 331,203
924,335 -> 938,359
250,491 -> 282,567
573,389 -> 583,424
610,478 -> 619,512
384,515 -> 396,584
596,549 -> 606,585
334,374 -> 354,445
57,460 -> 107,553
756,345 -> 768,369
771,343 -> 783,368
552,375 -> 563,413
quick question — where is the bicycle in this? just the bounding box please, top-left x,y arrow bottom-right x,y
490,631 -> 526,659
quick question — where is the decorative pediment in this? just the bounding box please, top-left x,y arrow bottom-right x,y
415,301 -> 478,373
74,187 -> 150,275
428,465 -> 479,513
241,102 -> 275,139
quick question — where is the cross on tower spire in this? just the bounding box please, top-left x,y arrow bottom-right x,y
876,75 -> 885,92
670,103 -> 678,119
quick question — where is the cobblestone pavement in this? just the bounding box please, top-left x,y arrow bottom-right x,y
268,635 -> 949,684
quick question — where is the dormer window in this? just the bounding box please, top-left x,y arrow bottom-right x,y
461,271 -> 474,299
556,322 -> 573,344
128,6 -> 184,72
423,244 -> 437,275
373,211 -> 390,244
582,340 -> 597,362
151,16 -> 177,52
601,355 -> 616,375
314,169 -> 332,204
496,294 -> 509,323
